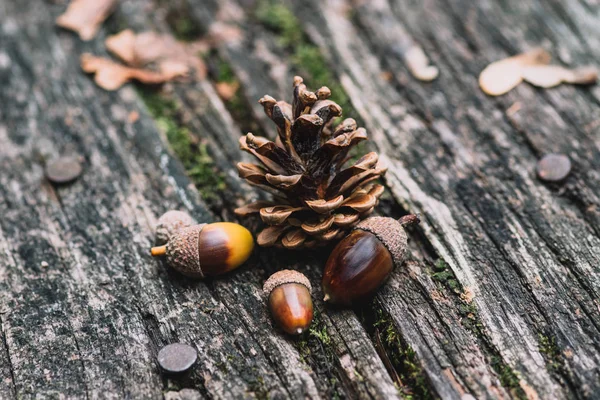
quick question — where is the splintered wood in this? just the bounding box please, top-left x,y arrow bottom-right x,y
479,48 -> 597,95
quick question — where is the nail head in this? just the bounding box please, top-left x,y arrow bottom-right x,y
157,343 -> 197,374
45,156 -> 82,184
536,153 -> 571,182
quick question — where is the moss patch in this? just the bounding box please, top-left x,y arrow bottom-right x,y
139,88 -> 226,202
372,309 -> 433,399
295,310 -> 344,399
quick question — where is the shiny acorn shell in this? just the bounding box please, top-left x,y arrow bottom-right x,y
322,216 -> 407,305
152,222 -> 254,278
263,270 -> 313,335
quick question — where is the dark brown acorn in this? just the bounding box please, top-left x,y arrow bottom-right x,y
151,222 -> 254,278
263,270 -> 313,335
322,214 -> 419,305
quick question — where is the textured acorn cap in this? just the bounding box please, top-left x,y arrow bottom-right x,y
355,216 -> 407,267
155,210 -> 197,245
263,270 -> 312,299
166,224 -> 206,277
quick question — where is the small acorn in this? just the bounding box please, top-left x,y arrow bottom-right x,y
155,210 -> 197,245
151,222 -> 254,278
263,270 -> 313,335
322,214 -> 419,306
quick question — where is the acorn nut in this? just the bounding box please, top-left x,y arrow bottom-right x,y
263,270 -> 313,335
155,210 -> 197,245
151,222 -> 254,278
322,214 -> 419,306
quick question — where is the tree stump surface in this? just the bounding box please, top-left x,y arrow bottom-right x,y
0,0 -> 599,399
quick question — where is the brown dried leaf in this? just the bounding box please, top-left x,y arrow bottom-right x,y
56,0 -> 116,41
215,81 -> 240,100
80,54 -> 168,91
404,45 -> 439,82
106,30 -> 207,79
479,48 -> 551,96
522,65 -> 598,88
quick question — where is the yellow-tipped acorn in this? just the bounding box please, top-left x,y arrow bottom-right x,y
151,222 -> 254,278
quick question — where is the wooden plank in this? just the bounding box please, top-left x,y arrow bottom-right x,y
288,0 -> 600,398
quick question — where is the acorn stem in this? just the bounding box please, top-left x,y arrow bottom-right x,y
151,245 -> 167,257
398,214 -> 421,227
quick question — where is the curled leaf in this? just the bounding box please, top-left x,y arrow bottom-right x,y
106,30 -> 207,79
522,65 -> 598,88
80,54 -> 168,91
479,48 -> 551,96
56,0 -> 116,41
404,45 -> 439,82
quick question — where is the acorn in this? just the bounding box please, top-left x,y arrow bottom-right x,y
150,222 -> 254,278
155,210 -> 197,245
322,214 -> 419,306
263,270 -> 313,335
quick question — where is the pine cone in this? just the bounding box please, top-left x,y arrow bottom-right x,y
235,76 -> 387,249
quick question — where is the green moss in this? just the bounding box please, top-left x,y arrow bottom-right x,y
139,89 -> 226,201
538,334 -> 563,373
294,310 -> 344,398
254,0 -> 358,124
431,259 -> 461,295
248,375 -> 269,400
490,356 -> 526,399
373,311 -> 433,399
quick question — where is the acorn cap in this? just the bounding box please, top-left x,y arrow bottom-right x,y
263,270 -> 312,299
155,210 -> 197,245
355,216 -> 407,267
166,224 -> 207,277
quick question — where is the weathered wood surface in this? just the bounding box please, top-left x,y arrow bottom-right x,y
1,0 -> 599,399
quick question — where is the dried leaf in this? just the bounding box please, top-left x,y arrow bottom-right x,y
106,30 -> 207,79
80,54 -> 168,91
522,65 -> 598,88
215,81 -> 240,100
404,45 -> 439,82
479,48 -> 551,96
56,0 -> 116,41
